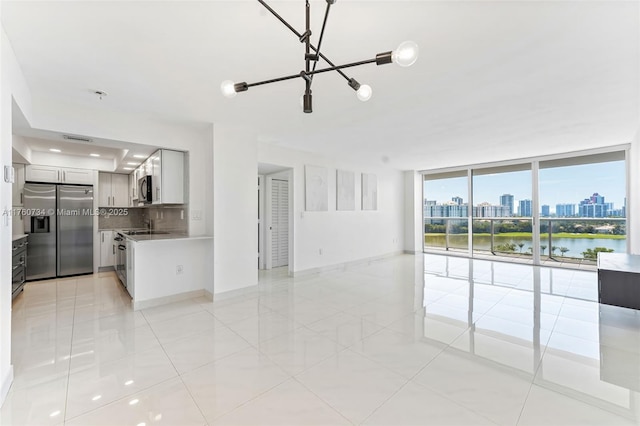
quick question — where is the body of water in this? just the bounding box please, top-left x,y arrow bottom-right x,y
425,234 -> 626,259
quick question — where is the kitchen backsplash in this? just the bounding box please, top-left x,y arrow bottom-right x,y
99,208 -> 146,229
147,206 -> 188,233
99,205 -> 187,233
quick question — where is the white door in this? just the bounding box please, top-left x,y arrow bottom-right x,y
270,179 -> 289,268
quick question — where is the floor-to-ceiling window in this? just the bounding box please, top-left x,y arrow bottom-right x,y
422,148 -> 628,266
423,171 -> 469,252
472,164 -> 532,258
538,152 -> 626,265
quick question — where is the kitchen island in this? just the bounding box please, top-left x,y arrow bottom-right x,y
117,230 -> 213,310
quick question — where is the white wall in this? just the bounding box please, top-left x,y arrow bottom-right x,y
403,171 -> 422,254
629,129 -> 639,254
1,23 -> 33,406
258,143 -> 405,273
212,124 -> 258,293
11,134 -> 31,163
132,237 -> 214,307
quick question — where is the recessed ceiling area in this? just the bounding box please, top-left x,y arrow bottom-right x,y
12,114 -> 159,174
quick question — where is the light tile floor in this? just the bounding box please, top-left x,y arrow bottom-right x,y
2,254 -> 640,425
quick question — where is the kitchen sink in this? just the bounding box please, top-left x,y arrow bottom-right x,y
123,230 -> 171,236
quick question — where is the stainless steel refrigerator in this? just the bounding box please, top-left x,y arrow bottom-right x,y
24,183 -> 94,280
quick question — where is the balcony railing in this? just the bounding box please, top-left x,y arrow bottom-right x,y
424,216 -> 627,264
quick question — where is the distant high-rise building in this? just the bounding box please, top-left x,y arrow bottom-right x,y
590,193 -> 605,204
518,199 -> 532,217
556,204 -> 575,217
499,194 -> 514,216
474,203 -> 511,218
541,205 -> 550,217
451,196 -> 463,205
424,200 -> 468,221
579,193 -> 610,218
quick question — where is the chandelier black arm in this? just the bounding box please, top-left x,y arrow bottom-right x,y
245,57 -> 378,89
256,0 -> 350,83
311,1 -> 332,75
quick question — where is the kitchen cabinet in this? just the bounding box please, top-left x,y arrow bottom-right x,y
98,173 -> 129,207
99,230 -> 115,268
151,149 -> 184,205
25,165 -> 94,184
12,236 -> 27,299
129,168 -> 139,205
12,163 -> 25,206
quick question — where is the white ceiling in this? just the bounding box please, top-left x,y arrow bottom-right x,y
2,0 -> 638,170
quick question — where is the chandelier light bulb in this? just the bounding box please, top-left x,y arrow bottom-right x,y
220,80 -> 237,98
392,41 -> 419,67
356,84 -> 372,102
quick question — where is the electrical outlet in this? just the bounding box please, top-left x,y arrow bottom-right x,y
176,265 -> 184,275
319,248 -> 323,255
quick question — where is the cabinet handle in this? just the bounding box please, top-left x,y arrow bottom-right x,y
102,233 -> 104,243
113,244 -> 115,255
156,188 -> 160,200
20,193 -> 23,204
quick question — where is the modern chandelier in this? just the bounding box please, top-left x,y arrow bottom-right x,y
221,0 -> 419,113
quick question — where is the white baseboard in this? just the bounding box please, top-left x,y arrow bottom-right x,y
203,290 -> 214,302
133,289 -> 206,311
213,285 -> 258,302
291,251 -> 404,277
403,250 -> 419,255
1,366 -> 14,407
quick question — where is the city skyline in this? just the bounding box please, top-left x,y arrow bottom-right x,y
423,160 -> 625,212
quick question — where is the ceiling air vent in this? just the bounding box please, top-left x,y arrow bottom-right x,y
63,134 -> 93,143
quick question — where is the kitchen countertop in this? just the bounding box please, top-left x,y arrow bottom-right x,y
115,230 -> 211,243
12,234 -> 27,242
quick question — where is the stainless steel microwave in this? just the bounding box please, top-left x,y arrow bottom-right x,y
138,175 -> 153,203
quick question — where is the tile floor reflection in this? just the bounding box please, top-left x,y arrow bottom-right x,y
2,254 -> 640,425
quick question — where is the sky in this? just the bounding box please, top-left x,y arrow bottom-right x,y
423,161 -> 626,213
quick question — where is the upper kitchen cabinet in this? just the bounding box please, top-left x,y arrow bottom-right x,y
26,165 -> 94,185
129,172 -> 137,206
151,149 -> 184,204
98,172 -> 129,207
12,163 -> 25,206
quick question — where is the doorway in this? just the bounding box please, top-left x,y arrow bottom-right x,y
258,163 -> 293,275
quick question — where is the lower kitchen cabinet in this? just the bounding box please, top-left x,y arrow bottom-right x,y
12,236 -> 27,299
99,230 -> 115,268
